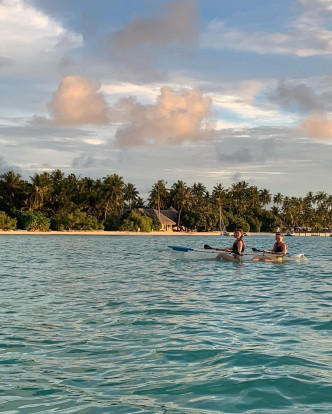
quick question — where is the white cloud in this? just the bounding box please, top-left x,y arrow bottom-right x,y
210,88 -> 295,126
83,138 -> 104,146
201,0 -> 332,57
0,0 -> 82,62
101,77 -> 208,104
101,82 -> 161,104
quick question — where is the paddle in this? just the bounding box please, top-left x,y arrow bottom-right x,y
204,244 -> 245,255
252,247 -> 283,255
204,244 -> 223,250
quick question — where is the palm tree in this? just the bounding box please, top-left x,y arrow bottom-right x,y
48,169 -> 67,214
247,186 -> 260,210
230,181 -> 250,216
148,180 -> 169,218
102,174 -> 125,219
132,196 -> 145,208
212,183 -> 227,231
124,183 -> 140,210
304,191 -> 314,207
281,196 -> 298,228
191,182 -> 207,205
28,172 -> 52,212
293,197 -> 306,227
65,173 -> 81,205
201,192 -> 217,231
81,177 -> 103,218
0,170 -> 26,212
170,180 -> 191,227
259,188 -> 272,209
315,191 -> 328,207
273,192 -> 284,206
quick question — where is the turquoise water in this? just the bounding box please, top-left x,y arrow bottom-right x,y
0,235 -> 331,414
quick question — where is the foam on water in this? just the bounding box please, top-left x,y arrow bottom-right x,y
0,235 -> 331,413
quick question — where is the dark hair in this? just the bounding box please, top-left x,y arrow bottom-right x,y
275,232 -> 282,236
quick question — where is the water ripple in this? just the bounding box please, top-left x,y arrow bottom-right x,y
0,235 -> 331,413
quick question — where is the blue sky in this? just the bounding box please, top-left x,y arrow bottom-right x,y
0,0 -> 332,198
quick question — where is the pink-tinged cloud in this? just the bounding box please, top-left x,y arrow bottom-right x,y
48,75 -> 109,125
113,86 -> 214,146
301,112 -> 332,139
42,76 -> 215,146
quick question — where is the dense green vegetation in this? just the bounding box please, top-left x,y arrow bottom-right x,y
0,170 -> 331,232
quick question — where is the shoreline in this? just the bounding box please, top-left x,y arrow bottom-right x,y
0,230 -> 331,236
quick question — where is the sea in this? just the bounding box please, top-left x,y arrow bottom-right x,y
0,234 -> 331,414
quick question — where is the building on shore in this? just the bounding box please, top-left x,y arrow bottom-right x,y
138,207 -> 178,232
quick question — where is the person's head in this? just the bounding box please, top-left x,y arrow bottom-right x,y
234,228 -> 244,239
275,232 -> 283,242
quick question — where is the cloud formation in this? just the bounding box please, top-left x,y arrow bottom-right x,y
72,154 -> 110,169
110,0 -> 198,53
202,0 -> 332,57
269,80 -> 332,113
217,148 -> 253,163
43,76 -> 215,146
301,112 -> 332,139
106,0 -> 198,80
48,75 -> 110,125
0,155 -> 18,174
0,0 -> 82,63
113,86 -> 214,146
267,80 -> 332,140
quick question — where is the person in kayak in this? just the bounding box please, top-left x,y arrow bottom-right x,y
252,232 -> 287,261
217,228 -> 245,261
264,232 -> 288,255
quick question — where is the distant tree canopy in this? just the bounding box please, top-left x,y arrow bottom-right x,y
0,170 -> 331,232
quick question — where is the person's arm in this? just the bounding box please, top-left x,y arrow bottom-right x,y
265,242 -> 277,254
222,244 -> 233,252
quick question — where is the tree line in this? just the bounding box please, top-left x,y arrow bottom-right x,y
0,170 -> 331,232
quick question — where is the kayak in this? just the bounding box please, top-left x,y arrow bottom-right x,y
168,245 -> 305,262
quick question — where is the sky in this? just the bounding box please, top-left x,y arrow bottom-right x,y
1,0 -> 332,199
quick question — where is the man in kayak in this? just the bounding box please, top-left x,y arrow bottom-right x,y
216,228 -> 245,261
252,232 -> 287,261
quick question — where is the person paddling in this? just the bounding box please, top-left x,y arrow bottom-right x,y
264,232 -> 287,255
217,229 -> 245,261
252,232 -> 287,261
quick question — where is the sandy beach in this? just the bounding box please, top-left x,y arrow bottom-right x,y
0,230 -> 330,236
0,230 -> 236,236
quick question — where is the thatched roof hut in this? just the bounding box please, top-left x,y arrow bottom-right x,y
139,208 -> 177,231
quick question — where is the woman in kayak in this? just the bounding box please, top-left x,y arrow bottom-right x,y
217,228 -> 245,261
264,232 -> 288,255
252,232 -> 287,261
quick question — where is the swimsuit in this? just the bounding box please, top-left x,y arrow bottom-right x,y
273,241 -> 286,253
232,238 -> 245,253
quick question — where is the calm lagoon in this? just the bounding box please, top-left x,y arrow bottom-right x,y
0,235 -> 331,413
